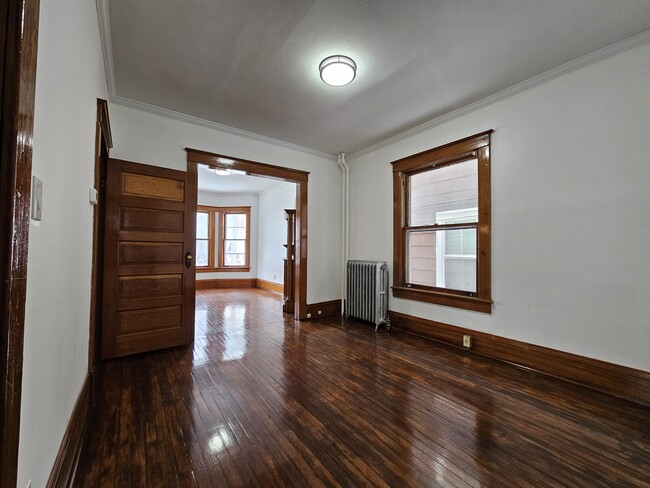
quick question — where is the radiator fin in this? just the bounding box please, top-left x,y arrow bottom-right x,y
346,260 -> 389,330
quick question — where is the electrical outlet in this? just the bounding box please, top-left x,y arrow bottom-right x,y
462,335 -> 472,348
306,313 -> 312,319
317,310 -> 322,315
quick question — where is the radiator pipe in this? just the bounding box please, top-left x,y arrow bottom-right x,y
337,152 -> 350,315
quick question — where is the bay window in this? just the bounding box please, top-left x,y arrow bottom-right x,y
196,206 -> 251,272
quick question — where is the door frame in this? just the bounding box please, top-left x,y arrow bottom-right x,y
0,0 -> 40,485
185,148 -> 310,320
88,99 -> 112,373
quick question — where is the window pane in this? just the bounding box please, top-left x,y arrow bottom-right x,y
196,239 -> 209,266
409,159 -> 478,226
225,227 -> 247,239
224,240 -> 246,254
407,228 -> 476,292
225,213 -> 247,239
445,228 -> 476,256
196,212 -> 209,239
224,253 -> 246,266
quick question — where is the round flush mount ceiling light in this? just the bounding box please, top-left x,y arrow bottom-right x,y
319,55 -> 357,87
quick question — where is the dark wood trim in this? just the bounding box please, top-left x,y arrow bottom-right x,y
391,131 -> 492,313
389,311 -> 650,407
390,130 -> 492,172
46,375 -> 91,488
185,162 -> 198,345
88,100 -> 112,376
186,149 -> 309,319
96,99 -> 113,149
392,287 -> 492,313
196,278 -> 257,290
256,279 -> 284,294
306,300 -> 342,319
294,181 -> 308,320
0,0 -> 40,486
186,148 -> 309,183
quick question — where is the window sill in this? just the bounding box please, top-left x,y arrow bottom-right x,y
197,267 -> 250,273
392,286 -> 492,313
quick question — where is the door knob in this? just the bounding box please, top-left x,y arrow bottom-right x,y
185,251 -> 193,268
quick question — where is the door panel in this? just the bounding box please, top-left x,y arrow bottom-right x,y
121,207 -> 185,233
102,159 -> 196,359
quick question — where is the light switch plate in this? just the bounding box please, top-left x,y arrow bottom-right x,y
31,176 -> 42,221
89,187 -> 99,205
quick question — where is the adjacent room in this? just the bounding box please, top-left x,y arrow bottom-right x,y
1,1 -> 649,487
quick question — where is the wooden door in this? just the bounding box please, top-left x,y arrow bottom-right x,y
101,159 -> 196,359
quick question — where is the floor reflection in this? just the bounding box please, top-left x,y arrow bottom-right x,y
208,424 -> 234,454
73,289 -> 650,487
221,303 -> 247,362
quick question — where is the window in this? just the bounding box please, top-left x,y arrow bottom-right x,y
392,131 -> 492,313
196,206 -> 251,272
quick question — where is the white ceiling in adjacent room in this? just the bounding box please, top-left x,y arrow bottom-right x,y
197,165 -> 289,195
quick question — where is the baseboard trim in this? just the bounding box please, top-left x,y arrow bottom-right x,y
389,311 -> 650,407
196,278 -> 256,289
306,300 -> 342,319
255,278 -> 283,294
46,374 -> 91,488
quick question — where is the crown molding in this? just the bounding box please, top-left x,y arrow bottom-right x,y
95,0 -> 649,164
113,96 -> 336,160
96,0 -> 116,99
348,29 -> 650,161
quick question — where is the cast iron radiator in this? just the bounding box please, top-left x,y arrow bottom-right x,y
346,260 -> 390,330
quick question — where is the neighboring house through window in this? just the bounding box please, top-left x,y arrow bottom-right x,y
196,206 -> 251,272
391,130 -> 492,313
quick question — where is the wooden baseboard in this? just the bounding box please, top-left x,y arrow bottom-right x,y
196,278 -> 256,290
306,300 -> 342,319
389,311 -> 650,407
255,278 -> 283,294
46,374 -> 91,488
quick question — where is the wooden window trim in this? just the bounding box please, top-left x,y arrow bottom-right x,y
391,130 -> 493,313
196,205 -> 251,272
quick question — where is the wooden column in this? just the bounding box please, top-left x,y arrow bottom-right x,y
283,209 -> 296,314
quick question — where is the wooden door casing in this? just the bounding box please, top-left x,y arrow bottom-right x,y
101,159 -> 196,359
283,209 -> 296,314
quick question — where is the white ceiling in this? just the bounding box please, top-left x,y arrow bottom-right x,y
106,0 -> 650,155
197,165 -> 292,194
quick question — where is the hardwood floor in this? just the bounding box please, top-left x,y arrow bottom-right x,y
75,289 -> 650,487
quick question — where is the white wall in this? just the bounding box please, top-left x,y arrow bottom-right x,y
109,104 -> 342,303
197,191 -> 259,280
349,43 -> 650,372
257,182 -> 298,284
17,1 -> 108,486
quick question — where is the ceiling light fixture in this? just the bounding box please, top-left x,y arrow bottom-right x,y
319,55 -> 356,87
211,167 -> 231,176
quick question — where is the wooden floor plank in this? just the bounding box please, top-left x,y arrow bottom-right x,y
74,288 -> 650,487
